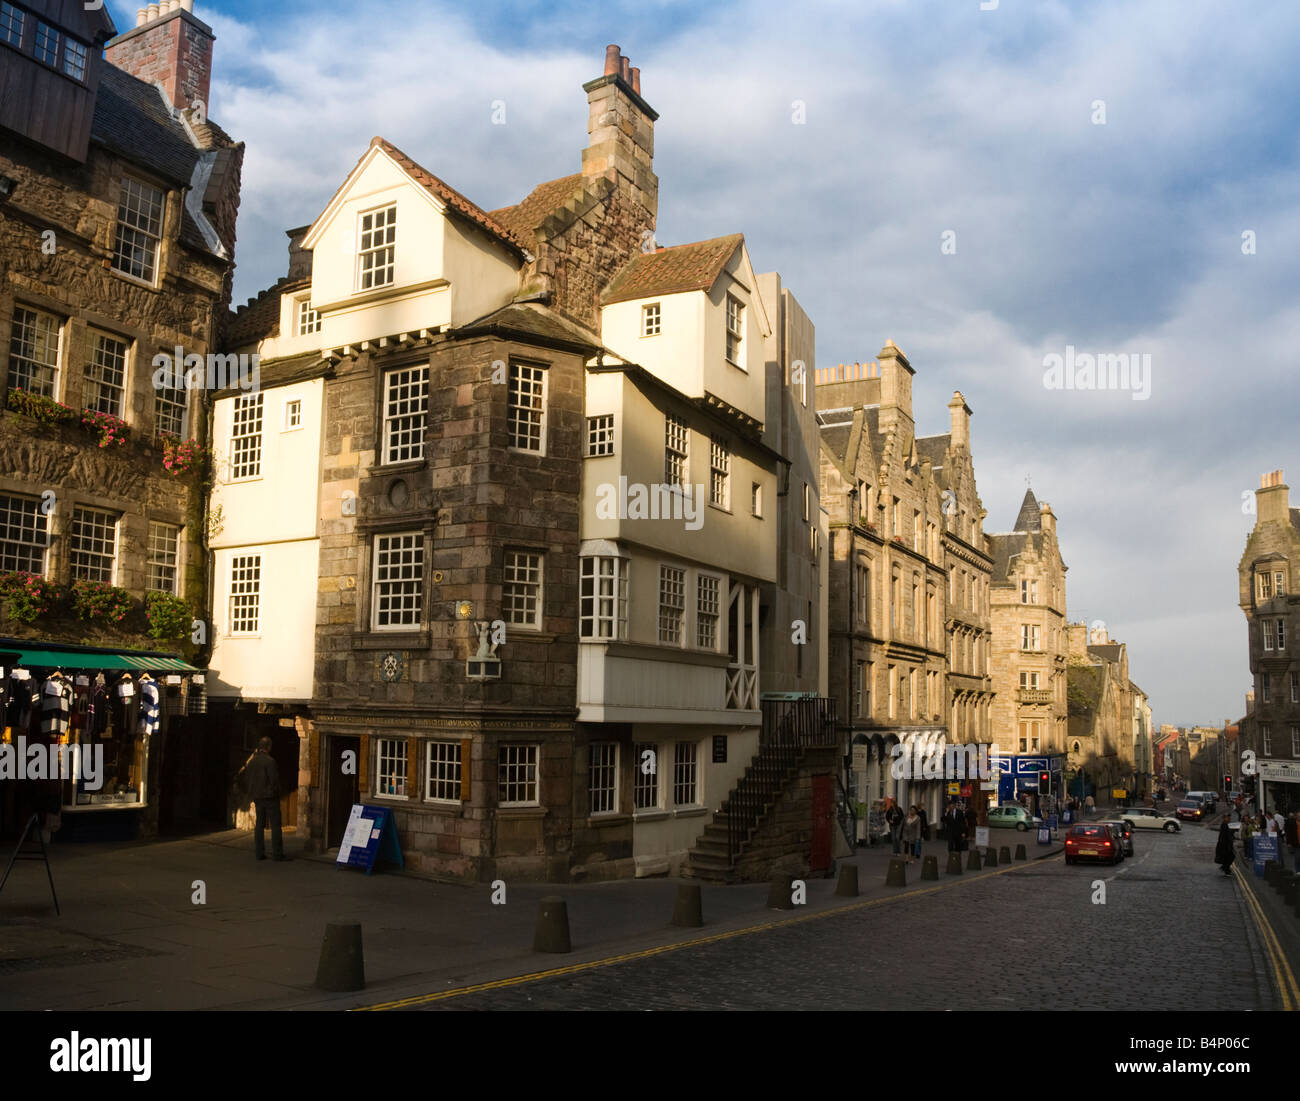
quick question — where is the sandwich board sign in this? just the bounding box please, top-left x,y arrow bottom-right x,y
336,804 -> 404,875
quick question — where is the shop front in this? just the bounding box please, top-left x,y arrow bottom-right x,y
990,753 -> 1064,815
1259,759 -> 1300,816
0,638 -> 201,842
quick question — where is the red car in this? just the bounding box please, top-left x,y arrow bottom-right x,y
1176,799 -> 1205,821
1064,823 -> 1121,865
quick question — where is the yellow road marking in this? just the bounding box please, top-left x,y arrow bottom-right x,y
354,852 -> 1041,1011
1233,863 -> 1299,1011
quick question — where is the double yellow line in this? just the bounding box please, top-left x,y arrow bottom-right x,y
354,856 -> 1034,1011
1233,863 -> 1300,1011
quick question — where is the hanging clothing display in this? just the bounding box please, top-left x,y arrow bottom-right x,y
137,676 -> 160,738
39,674 -> 72,738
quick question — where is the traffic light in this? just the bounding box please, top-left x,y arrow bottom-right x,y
1039,771 -> 1051,795
1224,774 -> 1232,792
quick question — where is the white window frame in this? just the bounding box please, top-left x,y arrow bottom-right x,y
588,742 -> 619,815
229,393 -> 264,481
113,176 -> 165,285
154,380 -> 188,440
1291,725 -> 1300,758
8,306 -> 61,398
1258,571 -> 1273,600
673,740 -> 699,807
229,553 -> 261,636
356,203 -> 397,291
586,414 -> 615,457
696,572 -> 721,651
375,737 -> 410,799
68,506 -> 118,583
498,744 -> 539,807
295,296 -> 321,336
580,555 -> 628,640
751,482 -> 762,518
665,414 -> 689,486
371,532 -> 424,631
0,493 -> 47,574
725,294 -> 744,368
85,330 -> 129,417
503,549 -> 543,630
147,520 -> 181,596
382,365 -> 428,464
508,362 -> 547,453
1021,624 -> 1040,651
709,436 -> 730,509
1276,618 -> 1286,651
283,399 -> 303,431
641,302 -> 661,337
658,564 -> 686,646
425,740 -> 462,803
1261,724 -> 1272,756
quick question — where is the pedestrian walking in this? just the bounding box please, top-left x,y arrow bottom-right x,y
904,806 -> 922,862
1241,813 -> 1255,860
237,736 -> 289,862
1214,821 -> 1234,877
945,800 -> 965,852
886,798 -> 904,855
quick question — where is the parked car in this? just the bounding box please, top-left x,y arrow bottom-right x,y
1187,791 -> 1218,813
1118,807 -> 1181,833
1176,799 -> 1205,821
988,804 -> 1041,832
1065,823 -> 1122,865
1097,819 -> 1134,856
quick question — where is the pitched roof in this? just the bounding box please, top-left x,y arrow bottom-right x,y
488,174 -> 584,246
602,234 -> 744,305
915,434 -> 949,471
224,277 -> 308,350
1088,643 -> 1123,664
1012,488 -> 1041,533
368,138 -> 528,257
987,532 -> 1026,581
454,301 -> 600,353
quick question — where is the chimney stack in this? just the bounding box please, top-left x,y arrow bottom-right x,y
1255,469 -> 1290,526
947,390 -> 971,452
106,2 -> 215,115
877,339 -> 915,438
582,44 -> 658,225
285,225 -> 313,282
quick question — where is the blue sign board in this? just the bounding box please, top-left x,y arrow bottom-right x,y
336,804 -> 405,875
1047,814 -> 1059,831
1252,834 -> 1277,877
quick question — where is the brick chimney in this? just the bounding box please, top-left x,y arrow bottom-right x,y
105,0 -> 213,115
1256,469 -> 1290,526
947,390 -> 971,452
582,44 -> 658,225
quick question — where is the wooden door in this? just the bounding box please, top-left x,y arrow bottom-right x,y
326,736 -> 360,849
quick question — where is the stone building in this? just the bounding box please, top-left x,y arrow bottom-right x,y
0,0 -> 241,837
1066,621 -> 1139,797
818,349 -> 993,830
1237,469 -> 1300,815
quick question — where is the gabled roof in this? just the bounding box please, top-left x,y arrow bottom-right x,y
987,532 -> 1028,581
224,277 -> 308,350
488,174 -> 584,246
602,234 -> 744,305
303,137 -> 529,259
454,301 -> 600,355
915,434 -> 949,471
1088,643 -> 1124,664
1012,488 -> 1041,533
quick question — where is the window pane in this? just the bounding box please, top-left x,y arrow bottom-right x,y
373,533 -> 423,628
69,507 -> 117,582
0,494 -> 47,574
230,393 -> 264,479
508,363 -> 546,451
9,307 -> 60,397
498,744 -> 538,805
230,554 -> 261,633
147,521 -> 180,594
426,740 -> 462,801
358,205 -> 396,289
114,177 -> 165,283
87,332 -> 128,416
503,550 -> 542,628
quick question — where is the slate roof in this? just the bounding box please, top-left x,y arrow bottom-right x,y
368,138 -> 529,257
915,434 -> 949,471
1088,644 -> 1123,664
1012,488 -> 1041,533
224,277 -> 308,350
987,532 -> 1028,581
602,234 -> 743,305
454,301 -> 600,353
488,174 -> 585,246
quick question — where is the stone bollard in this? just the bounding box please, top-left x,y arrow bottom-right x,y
999,846 -> 1012,865
966,847 -> 982,871
921,855 -> 938,881
315,922 -> 365,992
946,852 -> 964,875
985,847 -> 999,867
767,873 -> 796,910
672,884 -> 703,928
1265,861 -> 1280,885
1015,844 -> 1028,861
835,863 -> 859,897
533,896 -> 572,953
885,857 -> 907,887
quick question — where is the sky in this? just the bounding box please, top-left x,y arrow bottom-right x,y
106,0 -> 1300,728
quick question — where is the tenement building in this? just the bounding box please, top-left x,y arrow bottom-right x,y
1066,621 -> 1138,798
0,0 -> 242,838
1238,469 -> 1300,816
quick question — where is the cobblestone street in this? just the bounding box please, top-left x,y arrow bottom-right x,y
416,824 -> 1281,1011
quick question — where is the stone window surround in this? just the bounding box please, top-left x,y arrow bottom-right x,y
350,516 -> 434,645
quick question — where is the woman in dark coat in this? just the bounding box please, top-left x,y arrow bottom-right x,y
1215,821 -> 1235,876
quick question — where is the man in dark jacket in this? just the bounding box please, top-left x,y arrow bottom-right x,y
1214,821 -> 1234,877
238,737 -> 287,861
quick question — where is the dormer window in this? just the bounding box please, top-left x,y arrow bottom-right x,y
295,296 -> 321,336
113,176 -> 165,284
357,204 -> 396,290
62,36 -> 85,80
641,302 -> 661,337
725,294 -> 744,367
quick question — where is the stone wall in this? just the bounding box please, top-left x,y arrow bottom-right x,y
732,748 -> 838,882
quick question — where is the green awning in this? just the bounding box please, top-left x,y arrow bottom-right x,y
2,644 -> 198,673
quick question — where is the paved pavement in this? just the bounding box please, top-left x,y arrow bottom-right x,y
0,823 -> 1061,1011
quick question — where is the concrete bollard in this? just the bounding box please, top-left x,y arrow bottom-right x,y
999,846 -> 1012,865
533,896 -> 572,953
314,922 -> 365,992
966,847 -> 982,871
985,847 -> 999,867
946,852 -> 964,875
767,873 -> 796,910
671,884 -> 703,928
1015,844 -> 1028,861
921,855 -> 938,880
835,863 -> 859,897
885,857 -> 907,887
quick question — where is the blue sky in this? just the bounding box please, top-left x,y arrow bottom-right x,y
107,0 -> 1300,728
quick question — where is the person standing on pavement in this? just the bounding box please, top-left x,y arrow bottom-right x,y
237,736 -> 289,862
1214,821 -> 1235,877
945,800 -> 964,852
916,803 -> 930,844
1085,794 -> 1095,815
1271,809 -> 1286,859
885,798 -> 904,855
1241,812 -> 1255,860
904,806 -> 921,863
